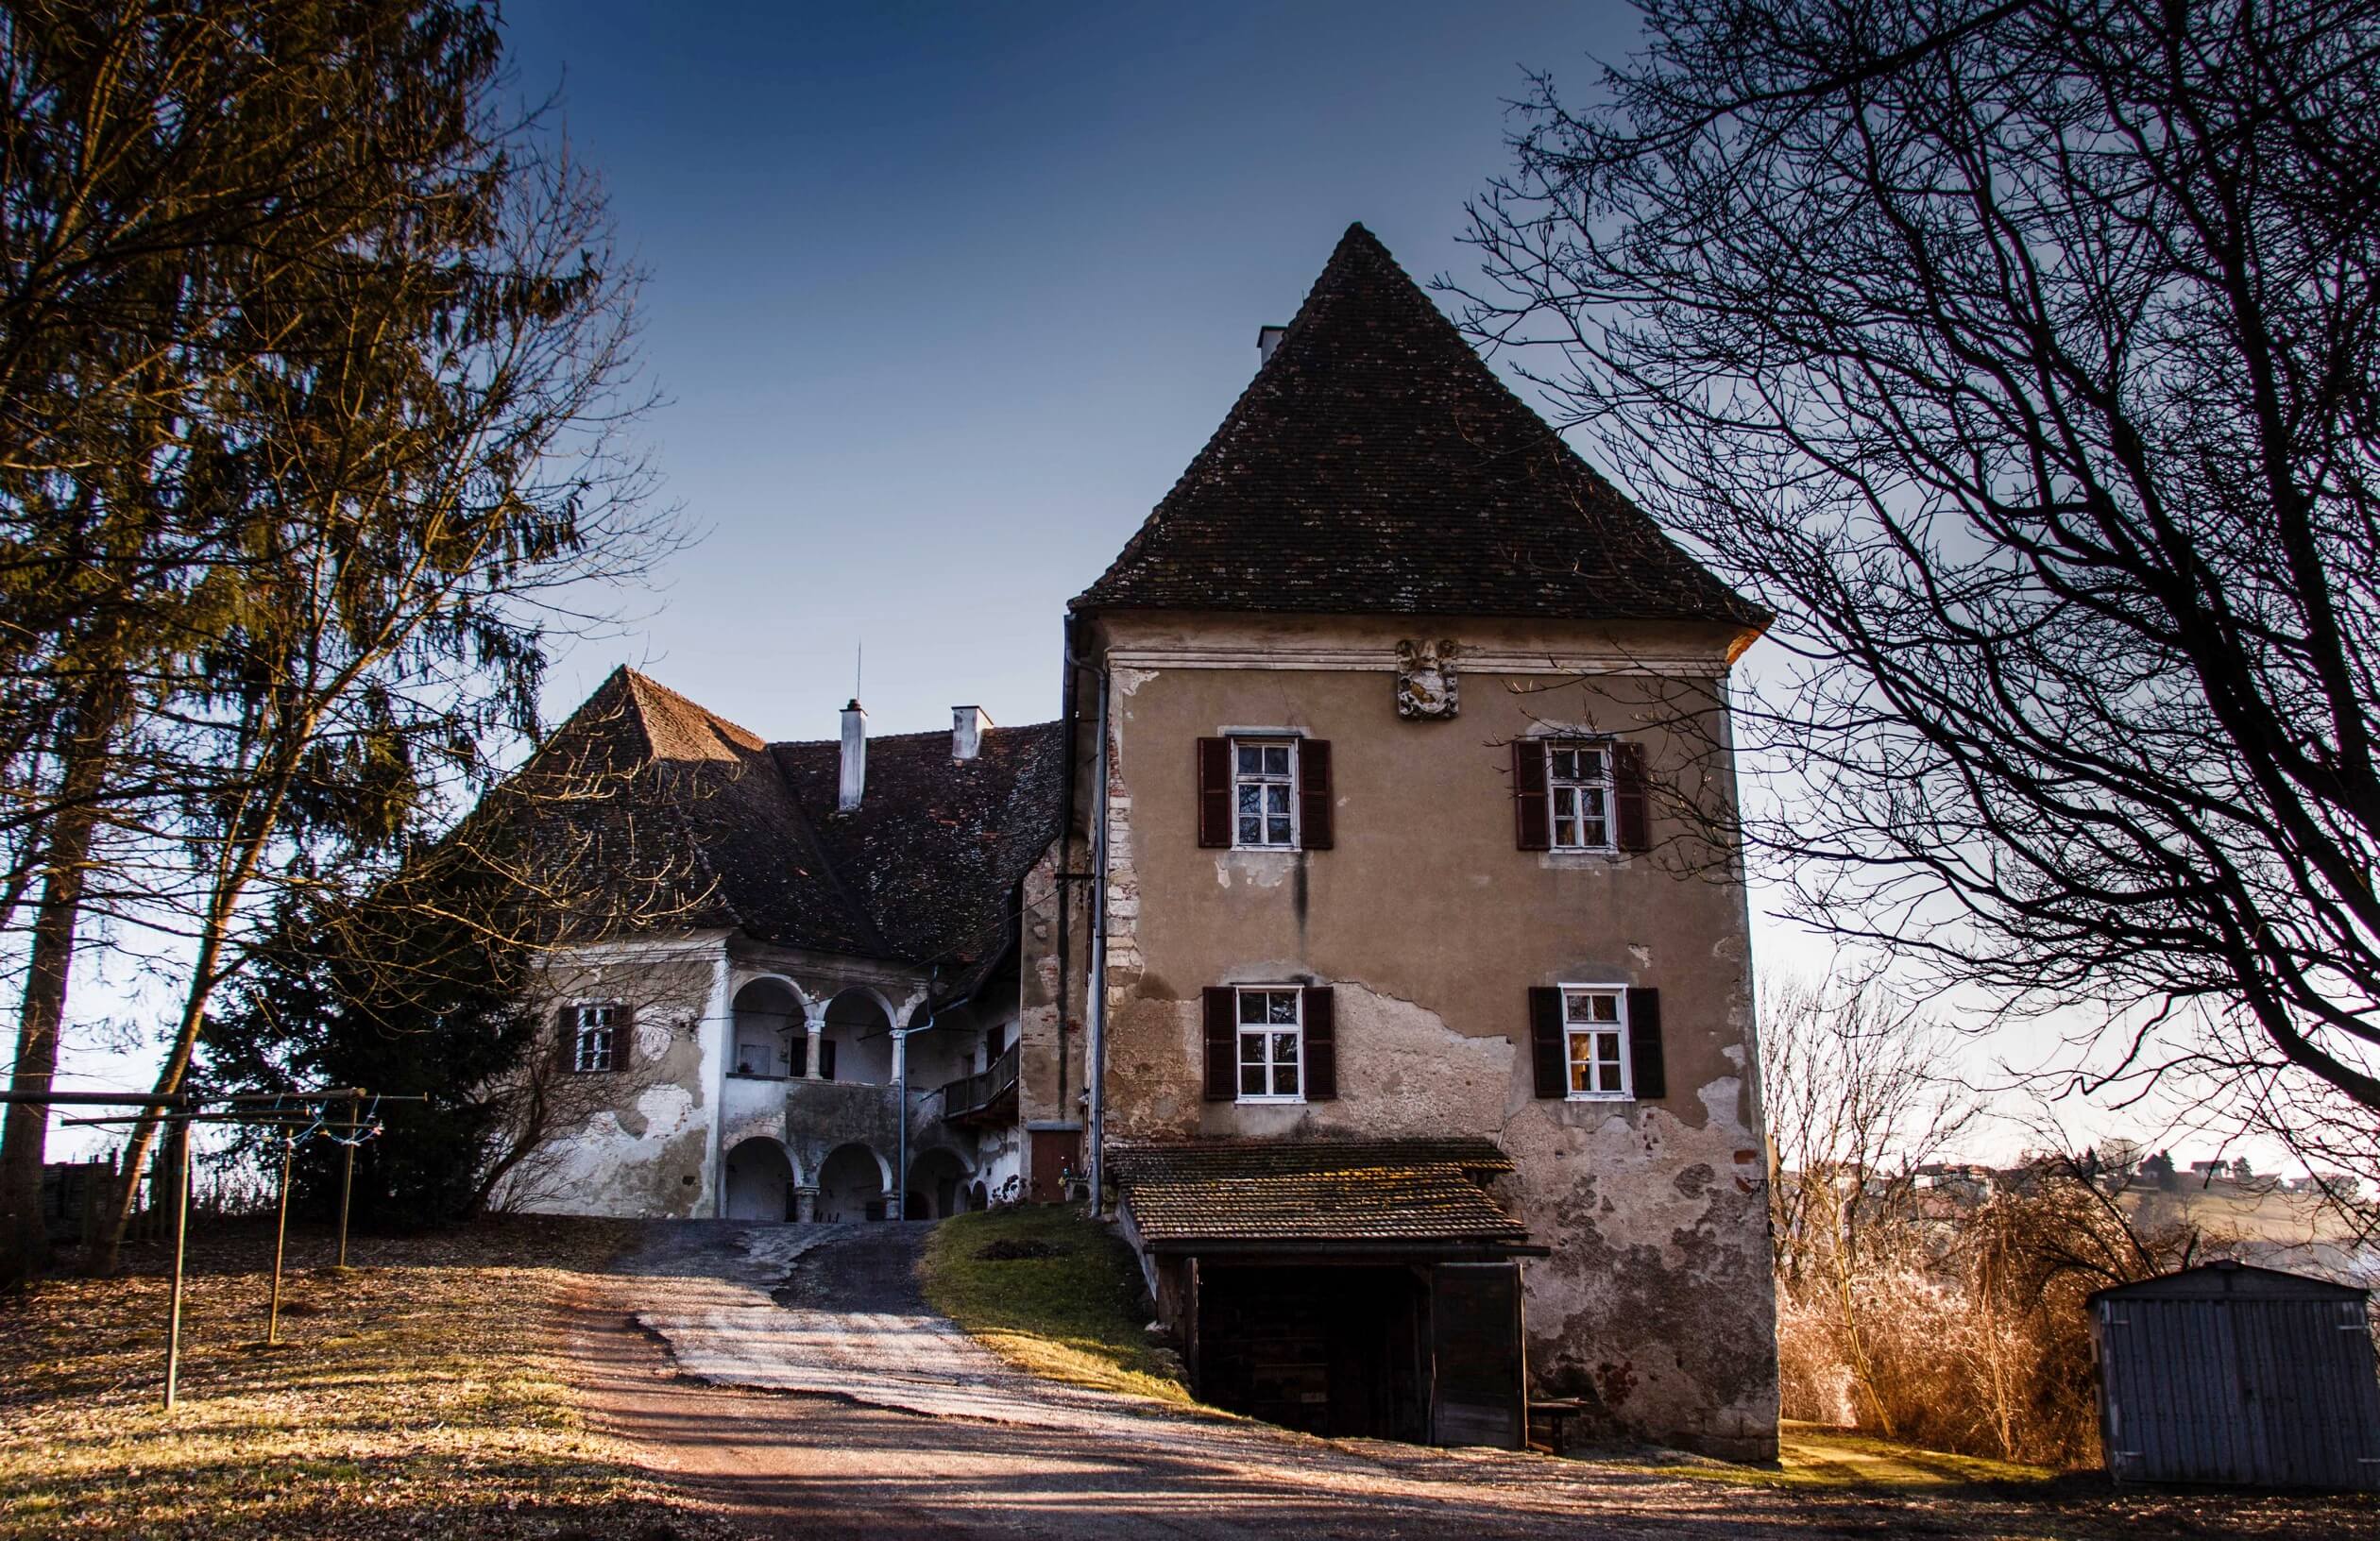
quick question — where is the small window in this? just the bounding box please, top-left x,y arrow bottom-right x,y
734,1027 -> 783,1077
1562,988 -> 1629,1098
1232,739 -> 1298,849
1547,741 -> 1613,851
572,1003 -> 620,1074
1235,987 -> 1303,1101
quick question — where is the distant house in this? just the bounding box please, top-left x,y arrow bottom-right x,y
494,224 -> 1779,1460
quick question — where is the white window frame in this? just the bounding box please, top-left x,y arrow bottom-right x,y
1559,984 -> 1631,1100
1234,985 -> 1305,1103
1546,739 -> 1616,853
571,1002 -> 620,1074
1230,737 -> 1300,851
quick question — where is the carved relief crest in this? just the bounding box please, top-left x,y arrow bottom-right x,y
1395,639 -> 1461,720
635,1018 -> 677,1063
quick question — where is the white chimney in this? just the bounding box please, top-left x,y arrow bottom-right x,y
838,699 -> 867,811
952,705 -> 992,761
1257,324 -> 1287,366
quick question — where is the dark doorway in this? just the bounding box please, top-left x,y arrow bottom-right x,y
1195,1266 -> 1429,1441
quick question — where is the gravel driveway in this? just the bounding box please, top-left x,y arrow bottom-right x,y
564,1221 -> 2367,1540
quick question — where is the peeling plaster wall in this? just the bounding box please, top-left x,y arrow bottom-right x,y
1086,610 -> 1779,1460
1015,843 -> 1085,1196
507,944 -> 723,1219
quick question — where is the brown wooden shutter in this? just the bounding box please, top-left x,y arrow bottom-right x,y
1197,737 -> 1232,848
1297,739 -> 1334,850
1301,986 -> 1336,1100
1528,987 -> 1566,1098
614,1004 -> 635,1070
1626,987 -> 1665,1099
1613,741 -> 1650,852
1512,739 -> 1550,851
554,1005 -> 578,1071
820,1038 -> 838,1082
1202,987 -> 1237,1101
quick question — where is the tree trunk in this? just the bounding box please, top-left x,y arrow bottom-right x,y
0,679 -> 125,1286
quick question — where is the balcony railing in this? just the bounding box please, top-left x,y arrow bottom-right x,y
938,1041 -> 1019,1126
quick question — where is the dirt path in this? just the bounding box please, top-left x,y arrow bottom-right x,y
557,1221 -> 2363,1540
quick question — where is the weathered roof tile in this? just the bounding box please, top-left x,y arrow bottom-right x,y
1074,224 -> 1766,629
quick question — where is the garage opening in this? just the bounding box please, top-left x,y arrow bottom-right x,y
1196,1265 -> 1430,1441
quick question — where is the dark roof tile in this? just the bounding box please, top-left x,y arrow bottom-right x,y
1111,1138 -> 1526,1245
1074,224 -> 1766,629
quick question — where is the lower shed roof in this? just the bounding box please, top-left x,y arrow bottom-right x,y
1111,1138 -> 1529,1250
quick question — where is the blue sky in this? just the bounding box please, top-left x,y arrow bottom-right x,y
501,0 -> 1628,741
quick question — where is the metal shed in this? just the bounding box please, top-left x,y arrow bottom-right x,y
2090,1260 -> 2380,1489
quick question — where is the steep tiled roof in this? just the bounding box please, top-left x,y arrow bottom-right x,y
1074,224 -> 1766,629
520,669 -> 1062,974
1111,1138 -> 1527,1245
772,720 -> 1067,974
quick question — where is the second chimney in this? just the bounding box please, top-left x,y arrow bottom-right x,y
952,705 -> 992,760
839,699 -> 867,811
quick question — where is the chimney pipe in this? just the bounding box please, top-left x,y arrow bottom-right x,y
1257,324 -> 1287,366
952,705 -> 992,761
839,699 -> 867,811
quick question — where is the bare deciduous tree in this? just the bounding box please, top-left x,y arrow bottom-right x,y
1455,0 -> 2380,1195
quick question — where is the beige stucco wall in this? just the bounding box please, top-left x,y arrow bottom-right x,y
1087,609 -> 1778,1460
504,941 -> 725,1219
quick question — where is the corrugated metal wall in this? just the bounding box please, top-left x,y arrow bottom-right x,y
2099,1295 -> 2380,1489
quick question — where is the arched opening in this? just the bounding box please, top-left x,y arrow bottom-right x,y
968,1181 -> 989,1212
908,1146 -> 970,1219
817,1142 -> 888,1223
821,989 -> 893,1085
731,978 -> 802,1077
722,1137 -> 794,1222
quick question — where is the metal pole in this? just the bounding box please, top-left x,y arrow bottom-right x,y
335,1090 -> 359,1268
163,1120 -> 191,1409
267,1134 -> 292,1346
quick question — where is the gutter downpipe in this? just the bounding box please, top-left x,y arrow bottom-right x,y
1078,635 -> 1114,1217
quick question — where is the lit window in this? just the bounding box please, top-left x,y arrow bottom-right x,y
1232,739 -> 1298,848
1563,988 -> 1629,1098
573,1004 -> 620,1074
1236,987 -> 1303,1101
1548,742 -> 1612,851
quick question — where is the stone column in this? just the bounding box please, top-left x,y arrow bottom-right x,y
793,1186 -> 818,1224
803,1008 -> 825,1081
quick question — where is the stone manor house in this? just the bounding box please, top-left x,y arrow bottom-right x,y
503,225 -> 1778,1459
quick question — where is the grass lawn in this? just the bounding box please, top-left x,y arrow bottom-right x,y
916,1207 -> 1191,1404
1760,1421 -> 2055,1489
0,1217 -> 733,1541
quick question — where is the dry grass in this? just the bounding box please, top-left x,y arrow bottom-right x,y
917,1207 -> 1192,1404
0,1217 -> 738,1541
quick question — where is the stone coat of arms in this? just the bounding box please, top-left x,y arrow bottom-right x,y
1395,639 -> 1461,720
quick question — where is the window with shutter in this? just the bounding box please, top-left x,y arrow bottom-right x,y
1557,987 -> 1629,1097
1297,739 -> 1334,849
1512,739 -> 1551,850
1197,738 -> 1232,847
1613,742 -> 1651,852
1625,986 -> 1665,1099
1301,986 -> 1336,1100
1527,987 -> 1566,1098
1232,987 -> 1305,1100
1201,988 -> 1236,1101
